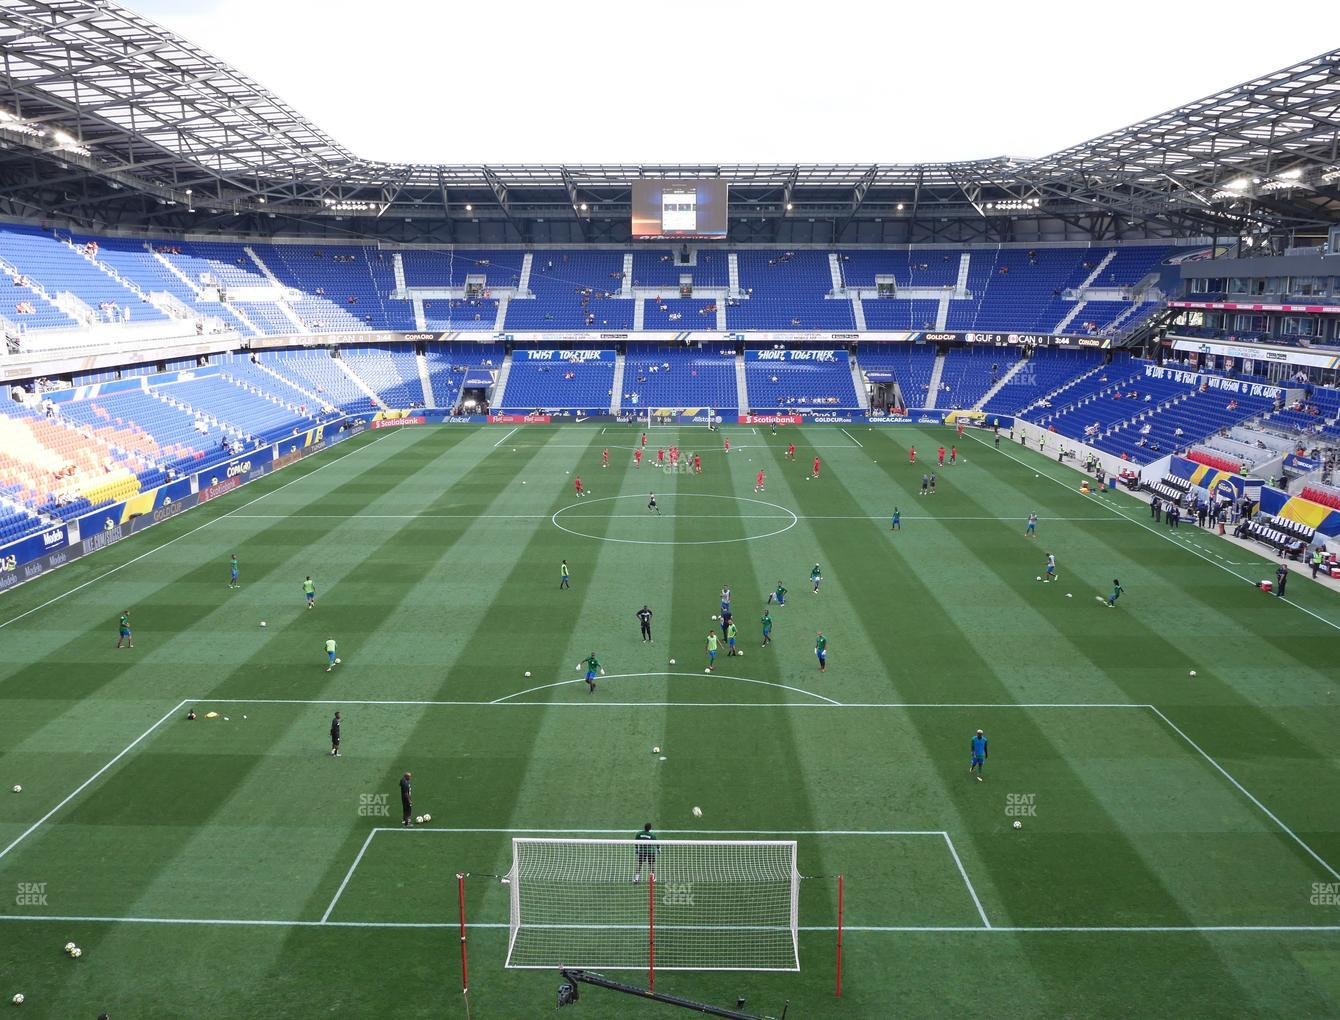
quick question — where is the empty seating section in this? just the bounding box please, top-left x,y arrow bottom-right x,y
423,298 -> 498,330
506,252 -> 631,330
55,388 -> 218,476
981,349 -> 1104,415
1,228 -> 1196,336
500,350 -> 615,410
622,346 -> 738,410
631,251 -> 728,288
422,343 -> 505,409
340,345 -> 424,407
1268,386 -> 1340,432
401,250 -> 524,289
862,298 -> 939,331
644,298 -> 718,328
731,252 -> 854,330
1030,361 -> 1275,464
937,347 -> 1021,410
745,350 -> 860,409
261,352 -> 378,413
856,344 -> 936,408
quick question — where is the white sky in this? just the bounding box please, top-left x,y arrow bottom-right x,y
130,0 -> 1333,165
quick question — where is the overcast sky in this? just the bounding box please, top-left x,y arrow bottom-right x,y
129,0 -> 1333,165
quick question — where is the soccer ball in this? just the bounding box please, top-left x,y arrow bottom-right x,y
415,815 -> 424,825
711,614 -> 718,620
11,993 -> 22,1005
1189,670 -> 1197,677
11,785 -> 19,794
63,942 -> 75,953
524,671 -> 531,677
1036,576 -> 1042,581
653,746 -> 661,753
335,658 -> 341,664
260,621 -> 266,628
423,813 -> 432,822
704,668 -> 711,674
1012,820 -> 1023,830
692,806 -> 703,817
669,658 -> 676,665
70,947 -> 81,959
737,651 -> 743,657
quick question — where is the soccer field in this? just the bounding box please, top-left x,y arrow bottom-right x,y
3,422 -> 1340,1018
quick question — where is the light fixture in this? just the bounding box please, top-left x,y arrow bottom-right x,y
785,202 -> 793,211
896,203 -> 904,211
579,202 -> 588,211
464,203 -> 473,212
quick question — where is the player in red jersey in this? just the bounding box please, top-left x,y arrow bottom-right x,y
910,445 -> 917,464
602,448 -> 609,468
724,437 -> 730,454
633,448 -> 643,468
957,421 -> 965,438
641,432 -> 647,448
950,445 -> 957,465
657,448 -> 666,466
937,446 -> 945,466
812,456 -> 821,479
574,475 -> 585,497
755,469 -> 765,493
786,442 -> 796,461
693,454 -> 702,474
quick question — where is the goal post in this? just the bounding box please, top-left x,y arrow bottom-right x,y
505,838 -> 800,972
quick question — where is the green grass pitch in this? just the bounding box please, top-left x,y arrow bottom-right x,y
3,423 -> 1340,1018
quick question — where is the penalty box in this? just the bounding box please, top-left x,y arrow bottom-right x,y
322,827 -> 990,932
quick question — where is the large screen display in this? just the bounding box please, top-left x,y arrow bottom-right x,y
631,180 -> 728,240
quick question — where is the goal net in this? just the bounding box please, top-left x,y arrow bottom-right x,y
505,838 -> 799,971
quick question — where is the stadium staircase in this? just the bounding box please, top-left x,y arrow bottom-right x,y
608,354 -> 625,414
621,254 -> 634,296
490,352 -> 513,408
851,294 -> 867,330
734,353 -> 749,412
1054,250 -> 1116,333
727,253 -> 741,297
924,349 -> 947,408
392,253 -> 408,295
56,236 -> 163,317
633,298 -> 646,331
243,247 -> 306,333
517,253 -> 534,296
849,351 -> 870,410
150,246 -> 261,336
413,297 -> 427,330
251,359 -> 331,411
336,357 -> 388,410
973,358 -> 1029,409
493,296 -> 508,331
828,253 -> 844,293
416,352 -> 437,407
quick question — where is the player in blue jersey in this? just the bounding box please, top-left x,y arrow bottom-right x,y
1106,579 -> 1124,608
970,729 -> 988,782
580,652 -> 604,693
720,585 -> 731,615
1044,552 -> 1056,583
1025,512 -> 1038,538
891,506 -> 901,531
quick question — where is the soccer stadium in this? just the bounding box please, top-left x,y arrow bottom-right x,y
2,2 -> 1340,1016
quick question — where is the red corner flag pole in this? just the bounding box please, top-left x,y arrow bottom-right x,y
457,872 -> 473,1020
648,870 -> 656,994
835,873 -> 844,998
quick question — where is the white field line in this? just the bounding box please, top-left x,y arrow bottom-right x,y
225,513 -> 1121,522
840,427 -> 864,448
1148,705 -> 1340,882
967,432 -> 1340,634
491,425 -> 520,447
199,697 -> 1148,710
0,698 -> 190,863
943,832 -> 991,928
489,671 -> 841,706
0,427 -> 404,630
321,829 -> 377,923
2,914 -> 1338,933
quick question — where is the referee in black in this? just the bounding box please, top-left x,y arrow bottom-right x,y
400,771 -> 413,827
329,711 -> 341,757
636,605 -> 653,643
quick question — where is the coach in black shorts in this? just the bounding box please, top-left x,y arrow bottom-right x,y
637,605 -> 653,643
400,771 -> 413,827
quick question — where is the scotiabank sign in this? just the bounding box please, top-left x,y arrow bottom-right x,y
738,414 -> 803,425
489,414 -> 552,424
371,416 -> 426,429
199,476 -> 242,503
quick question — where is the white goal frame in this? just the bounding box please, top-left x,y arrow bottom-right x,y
504,837 -> 800,972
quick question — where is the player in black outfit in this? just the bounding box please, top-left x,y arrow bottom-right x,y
637,605 -> 653,642
400,771 -> 413,827
330,711 -> 341,757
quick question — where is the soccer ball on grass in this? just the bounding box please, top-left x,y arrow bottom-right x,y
1012,820 -> 1023,830
416,815 -> 424,825
335,658 -> 341,664
11,785 -> 19,794
11,993 -> 23,1005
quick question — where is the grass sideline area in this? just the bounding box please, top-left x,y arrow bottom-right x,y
3,422 -> 1340,1018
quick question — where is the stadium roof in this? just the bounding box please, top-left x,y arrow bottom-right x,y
1,0 -> 1338,244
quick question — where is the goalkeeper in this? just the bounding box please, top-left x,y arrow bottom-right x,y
633,822 -> 658,883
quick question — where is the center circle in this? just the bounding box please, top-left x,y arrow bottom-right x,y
551,493 -> 799,546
